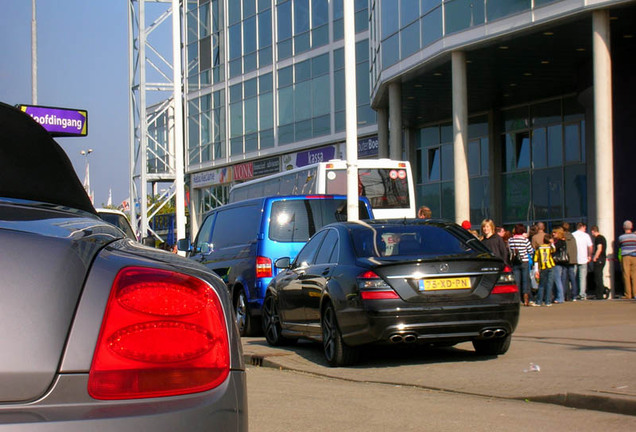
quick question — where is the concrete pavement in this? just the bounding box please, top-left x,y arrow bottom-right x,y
241,299 -> 636,416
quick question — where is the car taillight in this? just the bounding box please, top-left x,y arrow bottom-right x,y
492,266 -> 518,294
88,267 -> 230,400
357,271 -> 399,300
256,256 -> 272,278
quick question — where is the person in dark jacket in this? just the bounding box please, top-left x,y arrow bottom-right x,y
591,225 -> 607,300
480,219 -> 509,266
561,222 -> 579,301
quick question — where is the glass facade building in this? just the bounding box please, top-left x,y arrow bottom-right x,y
185,0 -> 377,228
184,1 -> 636,296
366,0 -> 634,235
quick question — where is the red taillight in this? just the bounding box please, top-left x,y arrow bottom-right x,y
492,285 -> 519,294
88,267 -> 230,400
256,256 -> 272,278
357,271 -> 400,300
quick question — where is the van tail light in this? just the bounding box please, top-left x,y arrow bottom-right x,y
357,271 -> 399,300
88,267 -> 230,400
256,256 -> 272,278
492,266 -> 518,294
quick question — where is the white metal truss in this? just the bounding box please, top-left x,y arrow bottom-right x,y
128,0 -> 186,243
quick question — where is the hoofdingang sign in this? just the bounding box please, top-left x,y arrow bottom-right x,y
18,104 -> 88,137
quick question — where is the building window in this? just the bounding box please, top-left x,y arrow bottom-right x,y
500,97 -> 586,224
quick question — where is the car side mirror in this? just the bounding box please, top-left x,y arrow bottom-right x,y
199,242 -> 214,255
177,238 -> 191,252
275,257 -> 291,269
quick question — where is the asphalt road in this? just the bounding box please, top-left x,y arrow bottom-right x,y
242,299 -> 636,420
246,366 -> 636,432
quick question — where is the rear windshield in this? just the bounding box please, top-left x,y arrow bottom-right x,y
352,224 -> 487,258
269,199 -> 370,242
325,169 -> 410,209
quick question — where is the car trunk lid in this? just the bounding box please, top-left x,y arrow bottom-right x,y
359,256 -> 504,303
0,203 -> 119,402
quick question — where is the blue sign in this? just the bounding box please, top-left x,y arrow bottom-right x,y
358,136 -> 379,158
296,145 -> 336,167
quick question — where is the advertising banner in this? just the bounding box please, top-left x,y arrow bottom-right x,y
18,104 -> 88,137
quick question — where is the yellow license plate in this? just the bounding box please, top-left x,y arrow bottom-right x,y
419,277 -> 471,291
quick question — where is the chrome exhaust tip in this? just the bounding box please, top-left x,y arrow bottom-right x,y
390,334 -> 404,343
480,329 -> 494,339
403,334 -> 417,343
494,329 -> 507,338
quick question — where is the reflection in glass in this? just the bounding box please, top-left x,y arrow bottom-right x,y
532,168 -> 563,220
421,6 -> 442,48
564,123 -> 581,163
441,182 -> 455,220
428,147 -> 440,181
445,0 -> 485,34
470,176 -> 490,223
487,0 -> 530,22
502,172 -> 531,222
258,10 -> 272,48
401,21 -> 420,59
532,128 -> 547,169
564,164 -> 586,218
547,125 -> 563,167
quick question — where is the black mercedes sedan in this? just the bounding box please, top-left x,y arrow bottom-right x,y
0,102 -> 246,430
262,219 -> 520,366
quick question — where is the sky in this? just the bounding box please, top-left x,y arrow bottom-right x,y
0,1 -> 130,207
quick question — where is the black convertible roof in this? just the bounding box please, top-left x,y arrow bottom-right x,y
0,102 -> 96,214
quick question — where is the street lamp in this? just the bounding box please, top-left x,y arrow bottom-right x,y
80,149 -> 93,202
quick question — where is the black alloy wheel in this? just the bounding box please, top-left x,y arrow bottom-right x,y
472,334 -> 512,356
234,288 -> 254,337
321,302 -> 359,367
262,294 -> 295,346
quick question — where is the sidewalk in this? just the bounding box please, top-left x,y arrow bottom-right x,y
242,299 -> 636,416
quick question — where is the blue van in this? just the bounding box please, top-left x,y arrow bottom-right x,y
181,195 -> 373,336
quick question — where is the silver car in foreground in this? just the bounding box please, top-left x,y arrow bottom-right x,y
0,102 -> 247,430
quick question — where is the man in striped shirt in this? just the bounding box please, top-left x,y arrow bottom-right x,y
619,220 -> 636,299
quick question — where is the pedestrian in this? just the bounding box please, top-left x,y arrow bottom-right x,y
417,206 -> 432,219
480,219 -> 509,265
572,222 -> 593,300
550,227 -> 568,304
531,222 -> 546,250
618,220 -> 636,299
496,226 -> 506,238
508,224 -> 534,306
590,225 -> 607,300
533,233 -> 556,307
561,222 -> 578,301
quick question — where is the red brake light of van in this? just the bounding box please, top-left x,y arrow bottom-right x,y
88,267 -> 230,400
398,163 -> 406,168
326,163 -> 334,169
256,256 -> 272,278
